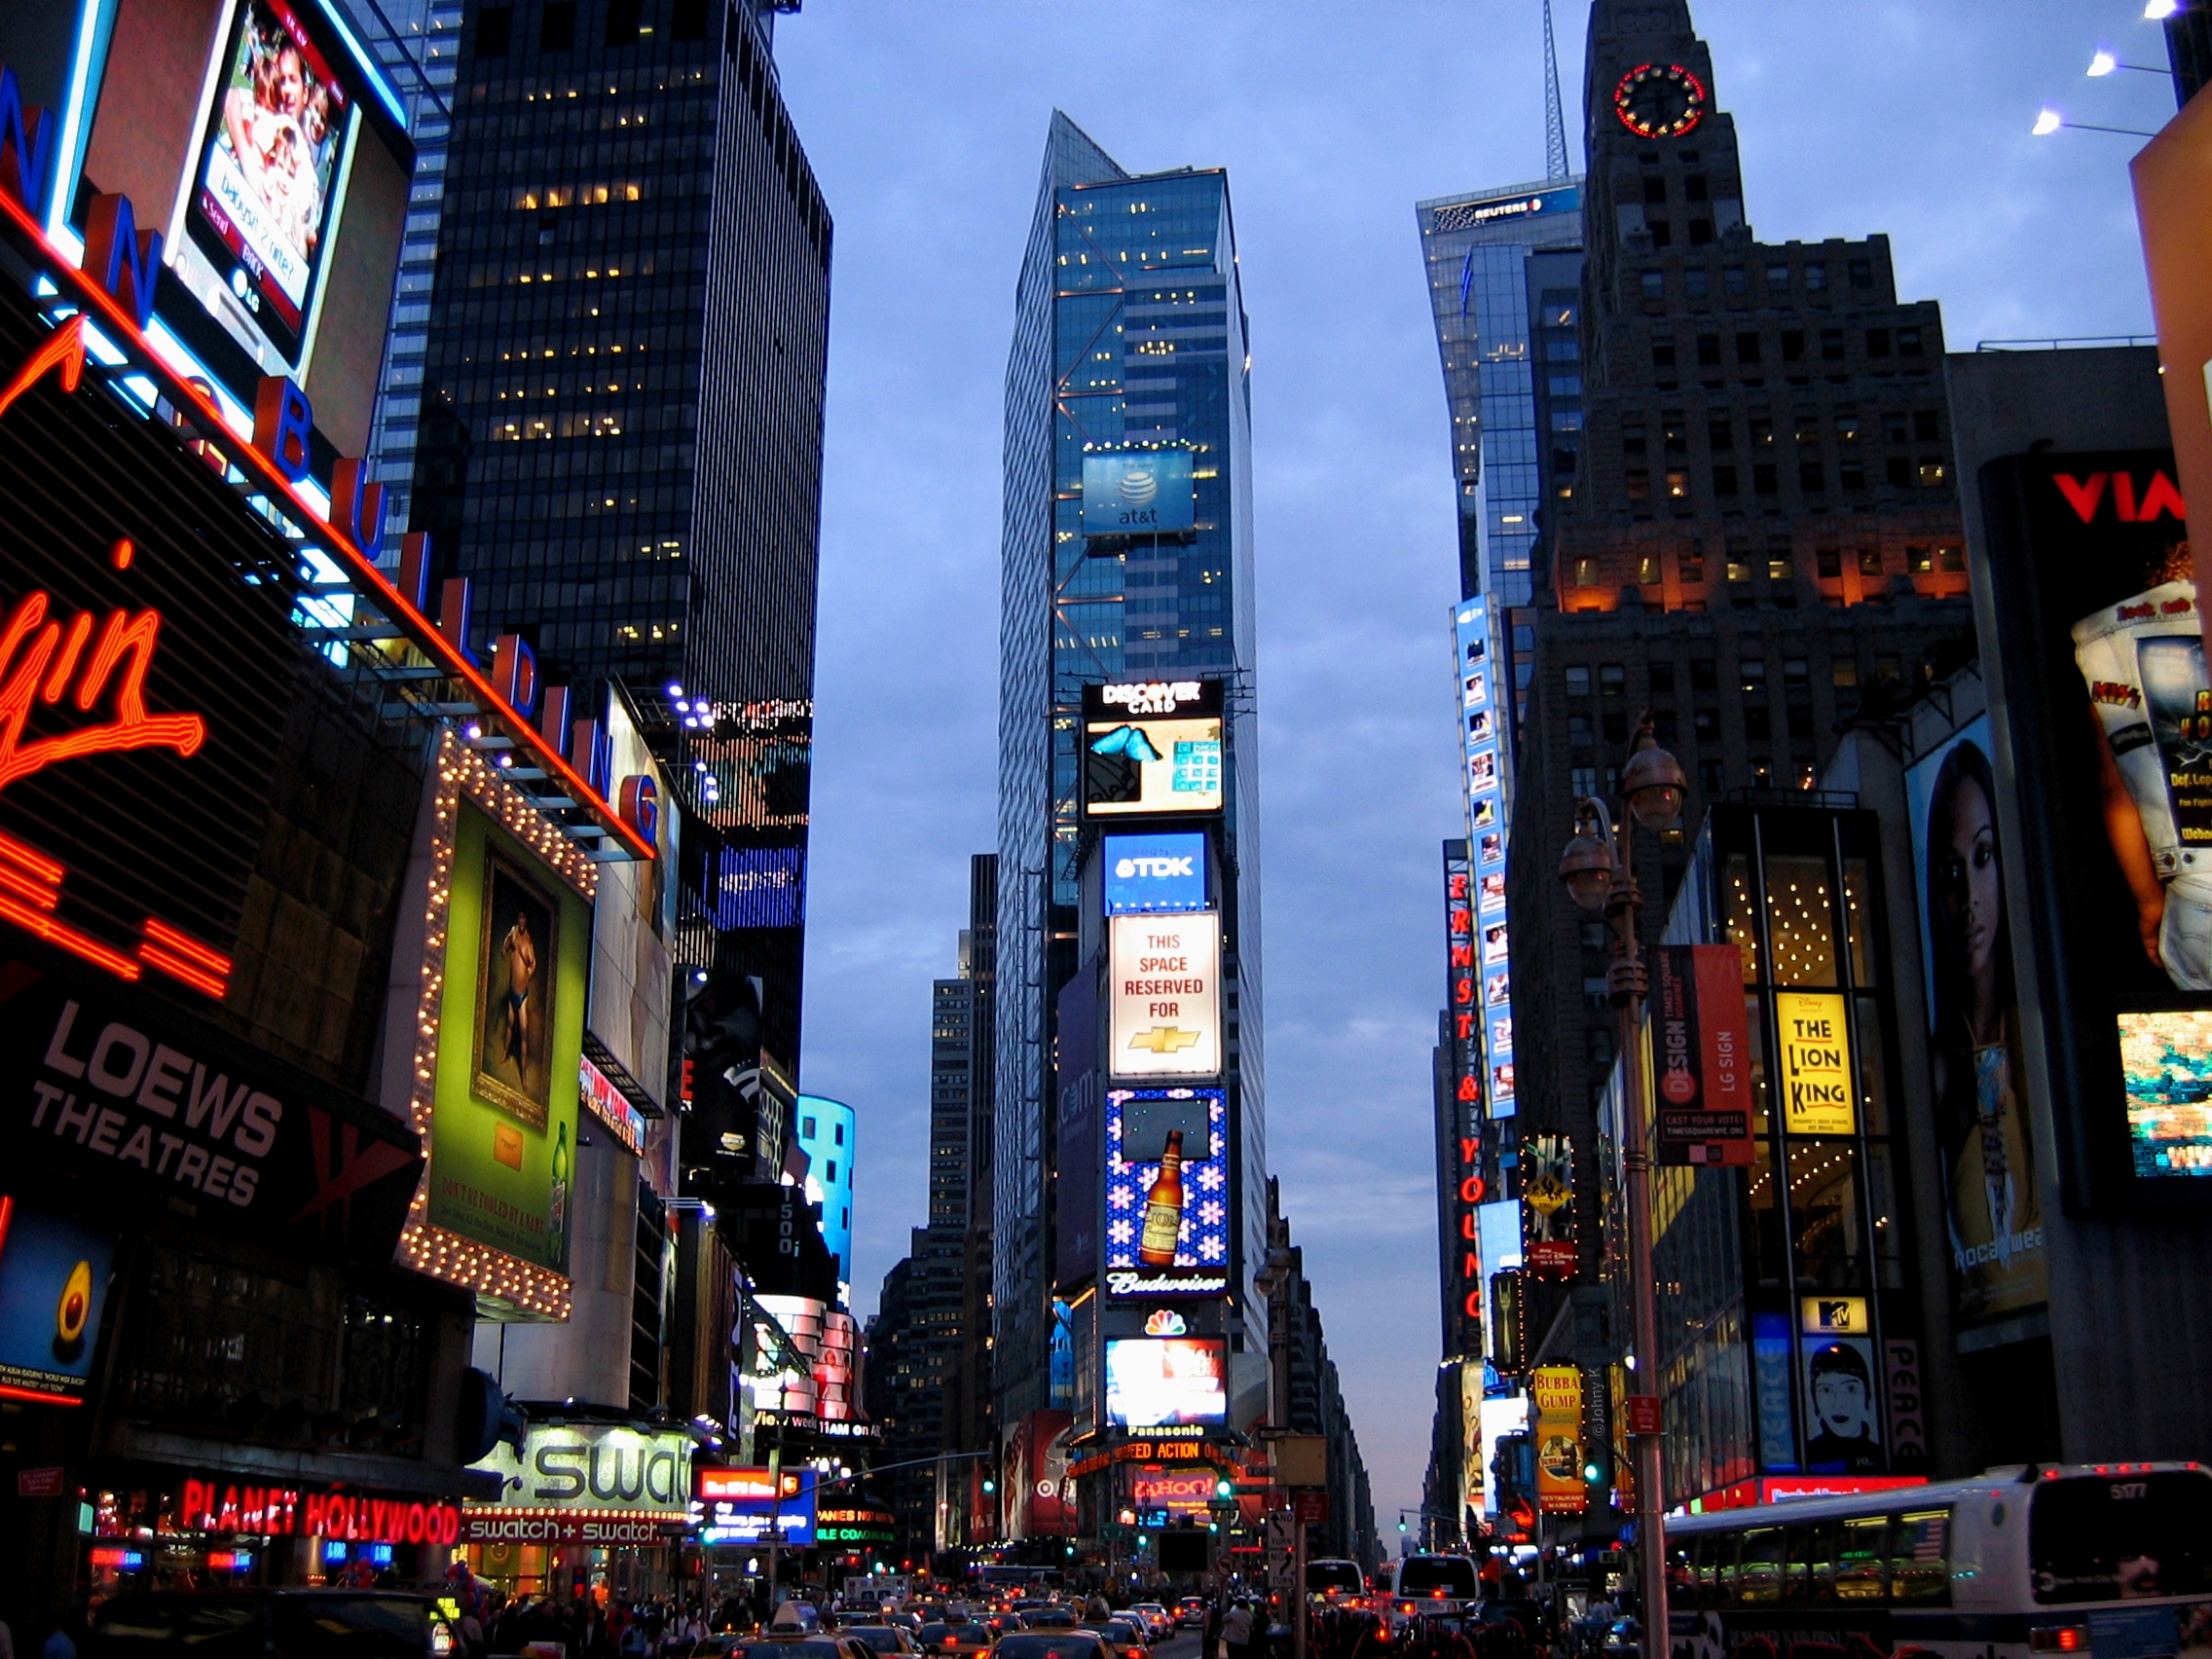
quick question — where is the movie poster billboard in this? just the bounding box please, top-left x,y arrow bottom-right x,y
1905,714 -> 2047,1323
1978,449 -> 2211,1205
426,801 -> 588,1273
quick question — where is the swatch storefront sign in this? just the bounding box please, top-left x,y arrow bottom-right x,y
464,1421 -> 693,1545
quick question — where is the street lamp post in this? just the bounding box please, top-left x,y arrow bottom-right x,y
1558,715 -> 1686,1659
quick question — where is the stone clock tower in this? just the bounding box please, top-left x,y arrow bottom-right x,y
1499,0 -> 1980,1487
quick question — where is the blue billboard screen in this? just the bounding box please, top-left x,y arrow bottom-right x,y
1082,451 -> 1196,537
1103,832 -> 1208,914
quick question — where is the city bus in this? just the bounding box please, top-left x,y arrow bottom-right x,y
1663,1461 -> 2212,1659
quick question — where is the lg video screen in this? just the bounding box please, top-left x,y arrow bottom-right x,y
187,0 -> 353,364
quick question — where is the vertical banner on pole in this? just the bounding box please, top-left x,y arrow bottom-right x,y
1649,943 -> 1755,1165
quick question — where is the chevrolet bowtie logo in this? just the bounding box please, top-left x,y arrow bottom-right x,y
1128,1026 -> 1202,1054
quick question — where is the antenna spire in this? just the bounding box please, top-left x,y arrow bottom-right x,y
1542,0 -> 1570,181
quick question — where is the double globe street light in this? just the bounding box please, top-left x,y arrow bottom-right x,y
1557,716 -> 1686,1659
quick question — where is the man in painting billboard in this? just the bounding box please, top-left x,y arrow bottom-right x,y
1925,736 -> 2045,1318
2071,539 -> 2212,989
475,855 -> 557,1124
1803,1342 -> 1882,1472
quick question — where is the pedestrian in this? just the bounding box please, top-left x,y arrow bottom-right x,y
1221,1601 -> 1254,1659
39,1619 -> 74,1659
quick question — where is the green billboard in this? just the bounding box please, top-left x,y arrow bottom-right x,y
425,800 -> 588,1274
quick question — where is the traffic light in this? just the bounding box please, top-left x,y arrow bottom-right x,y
1397,1519 -> 1408,1533
982,1479 -> 996,1493
1214,1478 -> 1233,1499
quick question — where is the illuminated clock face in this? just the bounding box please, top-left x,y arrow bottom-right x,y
1613,62 -> 1708,138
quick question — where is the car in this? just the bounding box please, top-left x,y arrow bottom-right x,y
1021,1610 -> 1079,1632
844,1629 -> 921,1658
1125,1606 -> 1171,1642
917,1623 -> 995,1657
1176,1601 -> 1207,1631
1080,1621 -> 1149,1658
89,1590 -> 454,1657
989,1636 -> 1109,1659
1601,1618 -> 1641,1659
722,1639 -> 876,1659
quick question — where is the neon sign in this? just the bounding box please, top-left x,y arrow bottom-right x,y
0,124 -> 652,862
0,317 -> 232,995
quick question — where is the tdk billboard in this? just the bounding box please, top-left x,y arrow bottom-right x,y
1103,832 -> 1208,915
1082,451 -> 1196,536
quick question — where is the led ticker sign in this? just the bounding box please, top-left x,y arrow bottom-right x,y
693,1466 -> 817,1546
1456,603 -> 1517,1119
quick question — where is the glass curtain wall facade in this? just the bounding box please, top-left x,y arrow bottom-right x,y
420,0 -> 828,1069
338,0 -> 461,562
997,113 -> 1264,1423
414,0 -> 827,705
1416,185 -> 1584,595
1610,802 -> 1924,1504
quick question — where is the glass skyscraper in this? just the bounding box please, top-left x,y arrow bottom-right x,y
995,114 -> 1266,1423
414,0 -> 827,1071
338,0 -> 461,563
1417,180 -> 1584,610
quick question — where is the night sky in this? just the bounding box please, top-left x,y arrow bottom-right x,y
776,0 -> 2162,1533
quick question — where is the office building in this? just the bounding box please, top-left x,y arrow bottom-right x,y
995,114 -> 1266,1428
416,0 -> 826,1088
1260,1181 -> 1382,1568
1417,182 -> 1584,612
1500,0 -> 1974,1279
860,859 -> 1000,1559
337,0 -> 460,562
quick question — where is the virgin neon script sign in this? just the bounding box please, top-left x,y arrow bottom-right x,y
0,318 -> 229,997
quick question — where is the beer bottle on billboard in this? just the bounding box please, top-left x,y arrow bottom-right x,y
1139,1129 -> 1185,1266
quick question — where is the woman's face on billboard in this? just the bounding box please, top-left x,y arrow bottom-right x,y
1939,772 -> 2001,978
